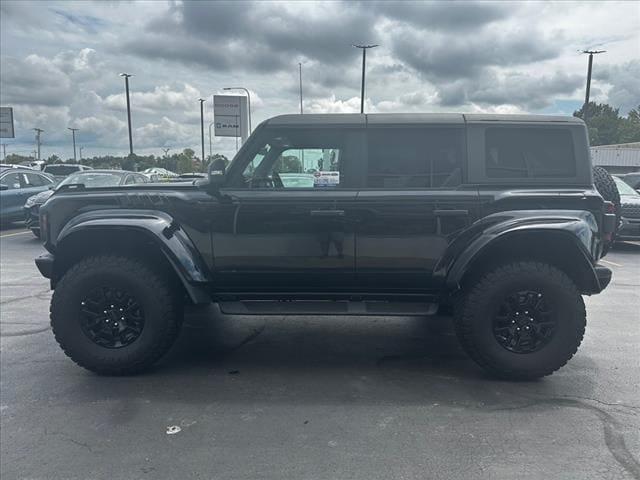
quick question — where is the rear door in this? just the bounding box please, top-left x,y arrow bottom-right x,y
211,124 -> 365,293
354,122 -> 480,291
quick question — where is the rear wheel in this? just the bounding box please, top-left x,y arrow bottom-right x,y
454,261 -> 585,380
51,254 -> 182,375
593,166 -> 621,253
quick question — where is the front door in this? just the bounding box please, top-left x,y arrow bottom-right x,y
210,124 -> 365,293
355,125 -> 480,291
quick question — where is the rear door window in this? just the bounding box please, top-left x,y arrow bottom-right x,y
365,128 -> 464,188
485,128 -> 576,178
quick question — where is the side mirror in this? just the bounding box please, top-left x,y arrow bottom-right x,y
208,159 -> 227,187
0,184 -> 8,191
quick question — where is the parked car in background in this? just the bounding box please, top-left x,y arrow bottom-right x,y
613,176 -> 640,241
142,167 -> 177,182
43,164 -> 92,180
24,169 -> 148,237
279,173 -> 316,188
619,172 -> 640,192
175,172 -> 207,181
0,167 -> 55,224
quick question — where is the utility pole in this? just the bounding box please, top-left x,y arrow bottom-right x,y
581,50 -> 605,123
33,128 -> 44,161
68,127 -> 79,161
198,98 -> 206,164
353,44 -> 378,114
299,62 -> 303,114
120,73 -> 134,156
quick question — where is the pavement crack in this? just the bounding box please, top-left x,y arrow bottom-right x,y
0,290 -> 51,306
43,427 -> 94,453
223,324 -> 266,356
0,325 -> 50,337
492,397 -> 640,479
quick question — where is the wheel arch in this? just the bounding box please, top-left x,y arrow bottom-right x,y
448,229 -> 601,294
52,213 -> 211,304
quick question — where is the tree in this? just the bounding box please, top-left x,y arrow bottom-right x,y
573,102 -> 640,146
273,155 -> 302,173
4,153 -> 33,164
619,105 -> 640,144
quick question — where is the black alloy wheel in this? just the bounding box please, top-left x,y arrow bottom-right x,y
79,286 -> 145,348
492,290 -> 556,354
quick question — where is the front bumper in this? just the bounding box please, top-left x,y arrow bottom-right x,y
35,253 -> 54,279
617,216 -> 640,241
24,205 -> 40,231
594,265 -> 613,292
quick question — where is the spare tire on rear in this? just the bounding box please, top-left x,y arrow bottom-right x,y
593,166 -> 621,253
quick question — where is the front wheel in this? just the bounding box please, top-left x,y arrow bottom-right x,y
454,261 -> 585,380
51,254 -> 183,375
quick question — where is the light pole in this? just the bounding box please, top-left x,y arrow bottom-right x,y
581,50 -> 605,123
298,63 -> 303,114
198,98 -> 206,164
79,146 -> 83,161
119,73 -> 134,156
68,127 -> 79,161
353,44 -> 378,114
162,148 -> 170,158
33,128 -> 44,161
223,87 -> 252,133
208,121 -> 215,161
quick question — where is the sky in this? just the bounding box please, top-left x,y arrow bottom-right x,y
1,0 -> 639,161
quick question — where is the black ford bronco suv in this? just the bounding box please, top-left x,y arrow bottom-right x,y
35,113 -> 617,379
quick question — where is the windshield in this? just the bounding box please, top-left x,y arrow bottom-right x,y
614,176 -> 639,196
58,172 -> 123,189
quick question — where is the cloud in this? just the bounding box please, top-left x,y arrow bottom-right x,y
0,0 -> 638,159
593,59 -> 640,114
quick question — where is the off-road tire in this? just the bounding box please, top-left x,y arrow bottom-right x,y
593,166 -> 621,253
51,254 -> 182,375
454,261 -> 585,380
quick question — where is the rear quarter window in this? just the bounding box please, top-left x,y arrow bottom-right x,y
485,127 -> 576,178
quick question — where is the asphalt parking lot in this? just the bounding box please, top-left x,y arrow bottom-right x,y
1,224 -> 639,480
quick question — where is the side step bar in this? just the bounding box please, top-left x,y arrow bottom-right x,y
218,300 -> 438,316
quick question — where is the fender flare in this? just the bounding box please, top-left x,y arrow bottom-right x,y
442,210 -> 603,293
54,209 -> 211,304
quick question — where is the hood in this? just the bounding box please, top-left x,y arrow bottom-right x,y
25,189 -> 54,207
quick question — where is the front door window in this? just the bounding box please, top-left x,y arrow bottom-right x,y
238,130 -> 347,189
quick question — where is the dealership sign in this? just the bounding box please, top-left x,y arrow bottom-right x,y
0,107 -> 14,138
213,95 -> 249,142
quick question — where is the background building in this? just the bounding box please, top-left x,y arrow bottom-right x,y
591,142 -> 640,174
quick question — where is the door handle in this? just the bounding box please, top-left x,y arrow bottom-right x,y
310,209 -> 345,217
434,209 -> 469,217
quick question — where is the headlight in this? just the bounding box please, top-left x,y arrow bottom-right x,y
25,196 -> 37,208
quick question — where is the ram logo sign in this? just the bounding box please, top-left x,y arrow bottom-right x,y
213,95 -> 248,142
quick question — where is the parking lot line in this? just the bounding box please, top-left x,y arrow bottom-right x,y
0,231 -> 31,238
601,259 -> 623,267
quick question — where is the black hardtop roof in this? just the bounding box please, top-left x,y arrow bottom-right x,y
264,113 -> 584,127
